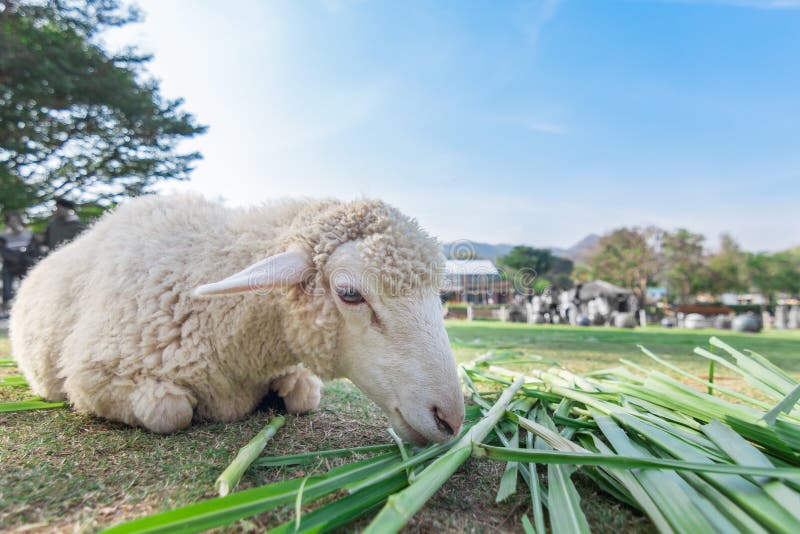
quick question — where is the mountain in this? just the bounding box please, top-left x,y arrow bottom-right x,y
561,233 -> 601,264
441,234 -> 601,263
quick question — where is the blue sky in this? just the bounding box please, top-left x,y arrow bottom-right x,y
107,0 -> 800,251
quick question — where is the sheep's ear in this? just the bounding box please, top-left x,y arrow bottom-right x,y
192,250 -> 311,297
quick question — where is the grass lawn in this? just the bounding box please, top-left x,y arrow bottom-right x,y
2,321 -> 799,533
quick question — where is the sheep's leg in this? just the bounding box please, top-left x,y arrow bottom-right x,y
270,367 -> 322,414
130,379 -> 194,434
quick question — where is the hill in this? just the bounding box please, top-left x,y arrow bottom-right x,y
442,234 -> 600,263
561,233 -> 601,264
440,241 -> 515,261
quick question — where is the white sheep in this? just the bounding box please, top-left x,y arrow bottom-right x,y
10,195 -> 464,443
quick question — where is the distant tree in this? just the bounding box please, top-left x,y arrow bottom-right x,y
499,246 -> 553,275
571,263 -> 592,284
497,246 -> 574,292
745,252 -> 800,301
590,227 -> 659,306
547,255 -> 574,289
0,0 -> 206,215
706,233 -> 748,295
660,228 -> 706,304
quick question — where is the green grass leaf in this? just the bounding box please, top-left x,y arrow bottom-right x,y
495,427 -> 519,503
472,444 -> 800,481
763,384 -> 800,425
0,398 -> 66,412
267,474 -> 408,534
253,444 -> 397,467
0,374 -> 29,388
216,416 -> 285,496
103,452 -> 403,533
361,377 -> 526,534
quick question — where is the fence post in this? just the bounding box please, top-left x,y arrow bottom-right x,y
762,310 -> 772,330
467,304 -> 473,321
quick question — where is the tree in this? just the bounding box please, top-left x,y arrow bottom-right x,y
0,0 -> 206,215
547,255 -> 574,289
590,227 -> 659,306
706,233 -> 748,295
571,263 -> 592,284
497,246 -> 574,293
498,246 -> 553,275
660,228 -> 706,304
745,252 -> 800,302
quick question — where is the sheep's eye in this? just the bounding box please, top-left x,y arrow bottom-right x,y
337,287 -> 365,305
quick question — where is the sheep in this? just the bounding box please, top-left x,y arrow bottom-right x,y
10,194 -> 465,444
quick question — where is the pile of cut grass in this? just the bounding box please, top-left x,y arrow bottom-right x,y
88,336 -> 800,533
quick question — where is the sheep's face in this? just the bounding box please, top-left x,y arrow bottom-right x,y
326,242 -> 464,445
193,239 -> 464,445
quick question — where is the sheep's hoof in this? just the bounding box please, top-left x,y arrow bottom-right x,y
131,381 -> 194,434
271,368 -> 322,414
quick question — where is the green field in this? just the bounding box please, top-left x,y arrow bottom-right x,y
2,322 -> 799,532
448,320 -> 800,372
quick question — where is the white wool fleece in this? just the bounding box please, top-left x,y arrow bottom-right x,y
10,194 -> 445,432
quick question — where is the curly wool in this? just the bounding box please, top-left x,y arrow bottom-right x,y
10,194 -> 444,430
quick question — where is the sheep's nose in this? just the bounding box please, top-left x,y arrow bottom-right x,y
433,406 -> 463,437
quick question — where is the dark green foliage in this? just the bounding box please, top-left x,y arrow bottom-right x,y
0,0 -> 206,215
498,246 -> 574,291
588,228 -> 800,304
702,236 -> 799,302
660,228 -> 707,304
746,251 -> 800,301
705,233 -> 749,295
499,246 -> 554,274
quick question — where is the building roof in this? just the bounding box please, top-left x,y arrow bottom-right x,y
445,259 -> 499,276
576,280 -> 633,300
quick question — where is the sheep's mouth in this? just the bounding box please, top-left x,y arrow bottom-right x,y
393,408 -> 428,446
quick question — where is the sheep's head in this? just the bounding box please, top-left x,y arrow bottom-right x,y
321,241 -> 464,445
194,201 -> 464,445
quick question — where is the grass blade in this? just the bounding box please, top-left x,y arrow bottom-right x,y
216,416 -> 285,496
702,419 -> 800,521
763,384 -> 800,425
617,413 -> 800,533
525,431 -> 546,534
362,376 -> 526,534
103,452 -> 403,533
472,445 -> 800,481
0,398 -> 66,412
267,474 -> 408,534
639,345 -> 771,410
0,374 -> 29,388
495,427 -> 519,502
253,444 -> 397,467
521,514 -> 536,534
581,431 -> 675,533
547,460 -> 590,534
710,337 -> 797,396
